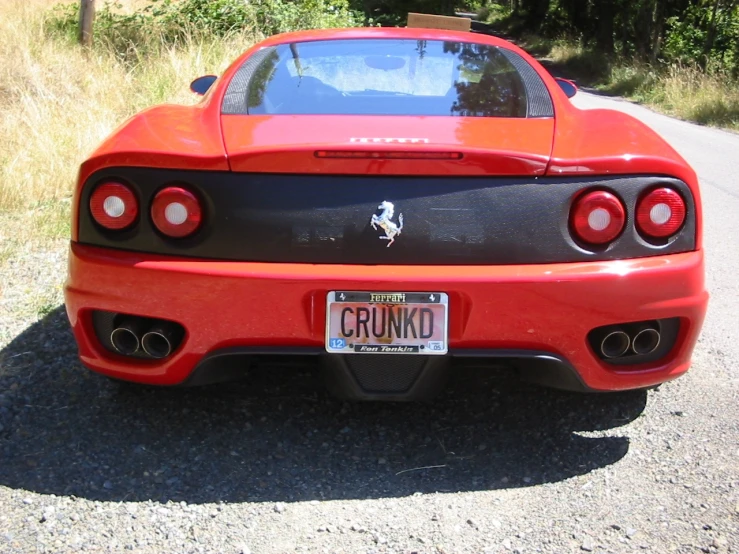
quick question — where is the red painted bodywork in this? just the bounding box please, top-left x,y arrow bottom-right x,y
221,116 -> 554,176
65,244 -> 707,390
65,27 -> 708,392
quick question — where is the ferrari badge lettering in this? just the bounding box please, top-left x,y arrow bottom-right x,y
370,201 -> 404,247
369,292 -> 406,303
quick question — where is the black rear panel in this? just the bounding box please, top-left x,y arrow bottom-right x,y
77,168 -> 696,265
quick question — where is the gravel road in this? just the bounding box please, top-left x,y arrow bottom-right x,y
1,92 -> 738,554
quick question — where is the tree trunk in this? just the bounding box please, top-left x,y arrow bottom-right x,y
702,0 -> 722,62
560,0 -> 589,38
525,0 -> 551,31
650,0 -> 665,63
634,0 -> 655,60
705,0 -> 739,66
596,0 -> 615,55
78,0 -> 95,46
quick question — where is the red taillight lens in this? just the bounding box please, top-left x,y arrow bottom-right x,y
570,190 -> 626,245
151,187 -> 202,238
89,182 -> 138,230
636,187 -> 686,239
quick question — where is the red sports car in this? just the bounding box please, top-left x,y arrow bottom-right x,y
64,27 -> 708,400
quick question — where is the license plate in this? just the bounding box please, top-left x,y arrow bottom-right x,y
325,292 -> 448,355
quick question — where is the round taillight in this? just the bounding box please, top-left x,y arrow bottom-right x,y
570,190 -> 626,245
636,187 -> 686,239
151,186 -> 202,238
89,182 -> 138,230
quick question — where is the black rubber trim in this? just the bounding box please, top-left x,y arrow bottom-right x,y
77,169 -> 697,266
180,346 -> 322,386
320,353 -> 452,401
180,346 -> 592,394
452,349 -> 590,392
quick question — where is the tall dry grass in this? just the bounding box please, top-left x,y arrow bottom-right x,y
0,0 -> 253,248
652,65 -> 739,127
545,39 -> 739,130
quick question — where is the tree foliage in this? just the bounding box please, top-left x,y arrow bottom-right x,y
347,0 -> 457,25
51,0 -> 739,76
344,0 -> 738,75
50,0 -> 362,55
490,0 -> 739,74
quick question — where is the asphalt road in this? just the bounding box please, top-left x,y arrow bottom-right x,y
0,92 -> 737,553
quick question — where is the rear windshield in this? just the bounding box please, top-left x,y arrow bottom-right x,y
240,39 -> 529,117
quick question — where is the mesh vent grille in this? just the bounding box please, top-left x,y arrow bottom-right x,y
499,49 -> 554,118
346,355 -> 426,393
222,47 -> 276,115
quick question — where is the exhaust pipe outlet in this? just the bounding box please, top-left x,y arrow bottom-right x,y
110,319 -> 145,355
600,330 -> 630,359
632,327 -> 661,355
141,324 -> 180,359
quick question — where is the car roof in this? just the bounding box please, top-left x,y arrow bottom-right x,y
254,26 -> 518,50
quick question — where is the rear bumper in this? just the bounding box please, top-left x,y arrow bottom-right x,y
64,242 -> 708,393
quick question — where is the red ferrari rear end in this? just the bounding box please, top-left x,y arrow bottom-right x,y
64,28 -> 708,400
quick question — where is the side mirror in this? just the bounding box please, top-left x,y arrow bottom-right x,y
190,75 -> 218,96
555,77 -> 578,98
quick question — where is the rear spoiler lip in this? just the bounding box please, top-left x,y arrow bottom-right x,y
226,144 -> 550,177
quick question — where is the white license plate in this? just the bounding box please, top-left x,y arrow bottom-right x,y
325,292 -> 448,355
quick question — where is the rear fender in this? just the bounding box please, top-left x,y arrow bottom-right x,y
547,107 -> 703,249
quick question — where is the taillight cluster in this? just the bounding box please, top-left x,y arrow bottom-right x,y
89,183 -> 138,230
635,187 -> 686,238
89,182 -> 203,238
570,191 -> 625,245
570,186 -> 687,246
151,187 -> 202,238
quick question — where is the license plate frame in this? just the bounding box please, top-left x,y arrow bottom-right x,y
325,291 -> 449,355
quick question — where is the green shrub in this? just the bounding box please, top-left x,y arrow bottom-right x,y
601,64 -> 659,100
661,4 -> 739,76
47,0 -> 363,59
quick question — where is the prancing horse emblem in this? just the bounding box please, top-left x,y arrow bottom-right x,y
370,201 -> 404,247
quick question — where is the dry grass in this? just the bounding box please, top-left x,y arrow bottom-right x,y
651,65 -> 739,128
542,38 -> 739,131
602,64 -> 739,130
0,0 -> 254,240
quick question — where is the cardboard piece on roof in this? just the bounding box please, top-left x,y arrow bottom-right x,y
407,12 -> 471,32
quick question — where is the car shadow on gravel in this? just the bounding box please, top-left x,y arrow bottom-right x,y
0,306 -> 647,504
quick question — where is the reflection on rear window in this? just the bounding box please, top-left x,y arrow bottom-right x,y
243,39 -> 529,117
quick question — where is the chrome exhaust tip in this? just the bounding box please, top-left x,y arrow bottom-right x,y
141,325 -> 176,359
110,321 -> 143,355
632,328 -> 661,355
600,330 -> 630,359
